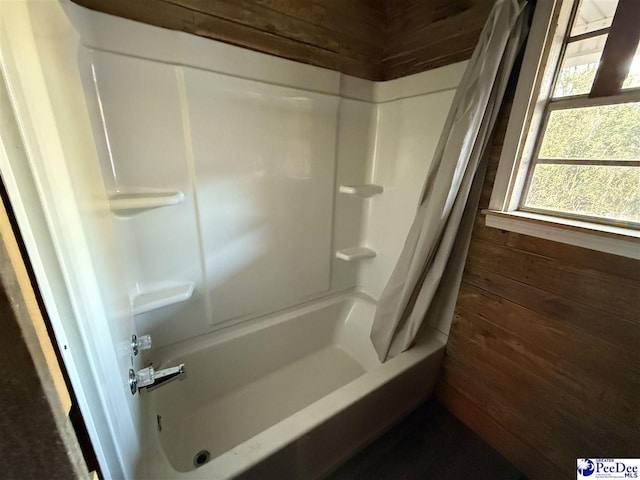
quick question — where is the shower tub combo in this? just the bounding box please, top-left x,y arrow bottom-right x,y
0,1 -> 463,478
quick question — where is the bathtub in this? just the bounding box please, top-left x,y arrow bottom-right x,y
138,292 -> 446,479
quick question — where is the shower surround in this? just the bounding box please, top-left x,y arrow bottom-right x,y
0,1 -> 465,477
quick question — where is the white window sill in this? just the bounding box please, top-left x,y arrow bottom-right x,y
483,210 -> 640,259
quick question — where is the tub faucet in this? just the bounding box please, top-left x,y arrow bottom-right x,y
128,364 -> 185,394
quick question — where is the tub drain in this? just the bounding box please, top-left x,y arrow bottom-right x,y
193,450 -> 210,468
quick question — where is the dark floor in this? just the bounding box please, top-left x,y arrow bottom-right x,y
327,399 -> 526,480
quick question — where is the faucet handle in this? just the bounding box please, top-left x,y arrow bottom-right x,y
128,364 -> 185,395
135,366 -> 156,388
128,366 -> 156,395
131,334 -> 152,356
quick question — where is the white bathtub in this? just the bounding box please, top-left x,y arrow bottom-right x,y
138,293 -> 446,479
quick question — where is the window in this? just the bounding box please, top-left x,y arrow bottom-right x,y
488,0 -> 640,258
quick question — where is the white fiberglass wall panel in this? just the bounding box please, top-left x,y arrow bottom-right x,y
89,51 -> 210,345
359,90 -> 458,300
183,68 -> 338,326
331,99 -> 377,292
83,9 -> 463,347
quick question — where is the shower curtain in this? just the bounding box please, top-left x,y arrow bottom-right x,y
371,0 -> 531,362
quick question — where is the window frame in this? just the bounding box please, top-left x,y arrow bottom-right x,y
487,0 -> 640,259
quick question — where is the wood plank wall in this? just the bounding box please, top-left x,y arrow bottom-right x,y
384,0 -> 493,79
71,0 -> 386,80
436,72 -> 640,479
70,0 -> 493,81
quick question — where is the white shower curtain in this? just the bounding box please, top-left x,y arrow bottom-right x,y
371,0 -> 531,362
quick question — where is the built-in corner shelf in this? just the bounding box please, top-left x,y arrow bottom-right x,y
335,247 -> 377,262
131,282 -> 194,315
339,184 -> 383,198
109,191 -> 184,215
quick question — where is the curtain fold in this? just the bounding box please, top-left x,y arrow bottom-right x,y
371,0 -> 531,362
